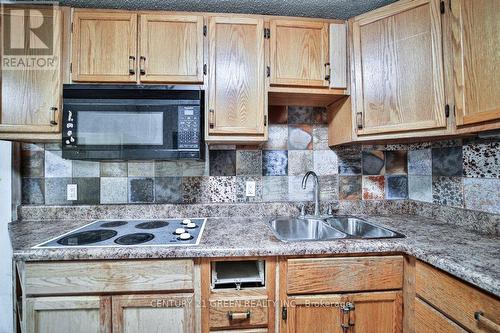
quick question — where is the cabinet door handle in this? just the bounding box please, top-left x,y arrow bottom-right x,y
49,107 -> 58,126
209,109 -> 215,129
356,112 -> 363,129
475,311 -> 500,332
129,56 -> 136,75
324,62 -> 331,82
140,56 -> 146,75
227,310 -> 250,320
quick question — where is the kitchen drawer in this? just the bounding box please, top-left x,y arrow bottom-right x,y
25,260 -> 194,295
211,330 -> 267,333
415,298 -> 466,333
416,261 -> 500,333
209,297 -> 268,330
286,256 -> 403,294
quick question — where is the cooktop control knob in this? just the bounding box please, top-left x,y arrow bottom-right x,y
175,228 -> 186,235
182,219 -> 192,225
179,233 -> 191,240
186,222 -> 197,229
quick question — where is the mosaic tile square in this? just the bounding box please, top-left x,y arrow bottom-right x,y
432,147 -> 463,176
45,150 -> 72,178
72,160 -> 100,178
21,178 -> 44,205
385,150 -> 407,175
236,150 -> 262,176
463,140 -> 500,178
408,149 -> 432,176
362,151 -> 385,175
408,175 -> 432,203
236,176 -> 263,203
319,175 -> 339,201
262,150 -> 288,176
288,125 -> 313,150
128,177 -> 154,203
312,107 -> 328,124
288,106 -> 313,124
386,175 -> 408,199
180,160 -> 207,177
100,162 -> 127,177
209,150 -> 236,176
464,178 -> 500,214
128,162 -> 155,177
432,139 -> 463,148
335,146 -> 362,175
432,176 -> 464,207
339,176 -> 362,200
262,176 -> 288,202
288,175 -> 314,201
73,178 -> 100,205
268,105 -> 288,124
205,177 -> 236,203
313,150 -> 338,176
100,177 -> 127,204
155,177 -> 183,204
312,126 -> 329,150
182,177 -> 204,204
288,150 -> 313,176
44,178 -> 72,205
21,150 -> 44,177
263,125 -> 288,150
155,161 -> 182,177
362,176 -> 385,200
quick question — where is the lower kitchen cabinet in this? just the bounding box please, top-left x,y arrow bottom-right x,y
284,291 -> 402,333
25,296 -> 111,333
112,294 -> 195,333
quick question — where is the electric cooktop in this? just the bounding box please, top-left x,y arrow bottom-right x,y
33,218 -> 207,248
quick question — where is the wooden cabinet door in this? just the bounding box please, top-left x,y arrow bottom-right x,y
270,20 -> 329,87
285,295 -> 345,333
347,291 -> 403,333
0,7 -> 62,134
139,14 -> 204,83
72,10 -> 137,82
25,296 -> 111,333
112,294 -> 195,333
352,0 -> 446,136
452,0 -> 500,127
207,17 -> 265,136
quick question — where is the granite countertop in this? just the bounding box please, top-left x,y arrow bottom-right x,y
9,215 -> 500,297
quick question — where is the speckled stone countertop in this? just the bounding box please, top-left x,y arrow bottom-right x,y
9,215 -> 500,297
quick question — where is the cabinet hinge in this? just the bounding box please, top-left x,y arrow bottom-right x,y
264,115 -> 267,126
203,25 -> 207,36
440,0 -> 445,14
266,66 -> 270,77
203,64 -> 207,75
264,28 -> 270,39
445,104 -> 450,118
281,306 -> 287,320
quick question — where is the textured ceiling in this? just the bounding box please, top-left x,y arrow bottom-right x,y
34,0 -> 397,20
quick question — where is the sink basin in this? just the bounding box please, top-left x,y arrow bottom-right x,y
269,217 -> 347,242
325,216 -> 405,239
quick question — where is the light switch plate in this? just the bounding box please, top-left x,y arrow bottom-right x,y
245,181 -> 256,197
67,184 -> 77,201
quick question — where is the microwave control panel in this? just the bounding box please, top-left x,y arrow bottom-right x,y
178,106 -> 201,149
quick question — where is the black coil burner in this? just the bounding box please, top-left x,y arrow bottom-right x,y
135,221 -> 169,229
100,221 -> 128,228
57,230 -> 118,246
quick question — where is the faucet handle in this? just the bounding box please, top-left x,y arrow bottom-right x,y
326,205 -> 333,216
299,204 -> 306,218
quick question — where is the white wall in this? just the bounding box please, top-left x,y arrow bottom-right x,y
0,141 -> 13,333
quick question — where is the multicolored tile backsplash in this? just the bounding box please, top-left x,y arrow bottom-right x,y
19,106 -> 500,215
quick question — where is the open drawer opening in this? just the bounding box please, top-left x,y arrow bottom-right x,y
211,260 -> 265,290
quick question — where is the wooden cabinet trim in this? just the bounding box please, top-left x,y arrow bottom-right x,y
286,256 -> 403,295
415,297 -> 467,333
71,10 -> 138,82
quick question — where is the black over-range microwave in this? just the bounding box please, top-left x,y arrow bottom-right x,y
62,85 -> 204,161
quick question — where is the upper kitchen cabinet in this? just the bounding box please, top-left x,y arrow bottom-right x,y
0,6 -> 67,141
206,16 -> 267,142
269,20 -> 329,87
452,0 -> 500,130
71,10 -> 137,82
139,14 -> 204,83
351,0 -> 447,137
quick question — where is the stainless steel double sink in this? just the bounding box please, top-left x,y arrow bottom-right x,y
268,216 -> 405,242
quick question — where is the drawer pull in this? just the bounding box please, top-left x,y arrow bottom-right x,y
228,310 -> 250,320
139,56 -> 146,75
129,56 -> 136,75
475,311 -> 500,332
49,107 -> 58,126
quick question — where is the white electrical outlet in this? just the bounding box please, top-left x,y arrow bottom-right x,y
67,184 -> 78,201
245,181 -> 256,197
